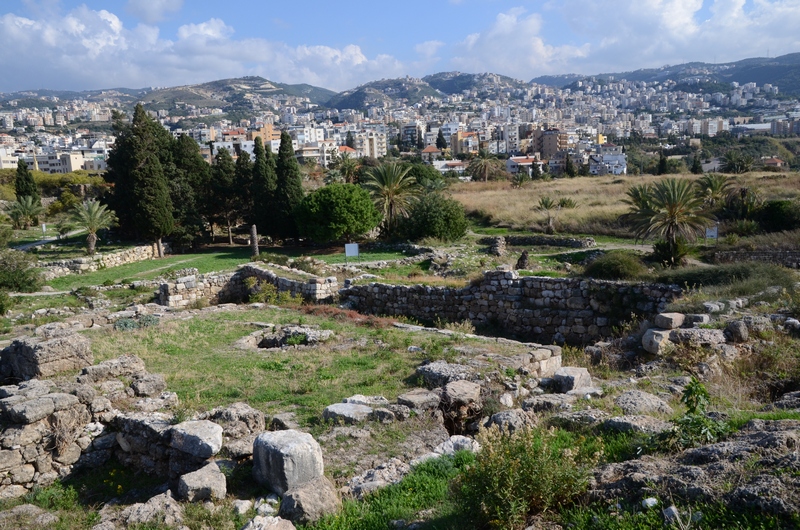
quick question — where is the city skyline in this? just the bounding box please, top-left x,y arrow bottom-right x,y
1,0 -> 799,93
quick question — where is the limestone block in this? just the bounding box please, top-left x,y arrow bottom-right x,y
177,462 -> 227,502
553,367 -> 592,393
322,403 -> 372,424
169,420 -> 223,459
642,328 -> 672,355
253,429 -> 324,496
654,313 -> 685,330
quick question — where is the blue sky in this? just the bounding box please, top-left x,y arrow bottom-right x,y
1,0 -> 799,92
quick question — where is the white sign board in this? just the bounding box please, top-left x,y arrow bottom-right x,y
345,243 -> 359,258
705,225 -> 718,239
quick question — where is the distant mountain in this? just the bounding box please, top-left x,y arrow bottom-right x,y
532,53 -> 800,95
423,72 -> 528,95
325,77 -> 441,109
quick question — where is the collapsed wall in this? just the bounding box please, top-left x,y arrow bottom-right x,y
157,264 -> 338,308
340,268 -> 681,345
38,243 -> 172,281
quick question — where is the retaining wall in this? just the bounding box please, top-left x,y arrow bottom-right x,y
714,250 -> 800,269
156,264 -> 338,308
480,235 -> 596,249
340,268 -> 680,345
38,243 -> 172,281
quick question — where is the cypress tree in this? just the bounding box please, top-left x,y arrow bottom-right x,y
436,129 -> 447,150
564,153 -> 576,177
251,137 -> 278,233
211,148 -> 238,245
691,153 -> 703,174
132,153 -> 174,257
345,131 -> 355,149
15,159 -> 40,205
274,132 -> 305,240
658,151 -> 668,175
171,134 -> 210,249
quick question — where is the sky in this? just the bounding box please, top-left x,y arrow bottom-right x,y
1,0 -> 799,93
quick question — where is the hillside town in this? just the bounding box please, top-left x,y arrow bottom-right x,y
1,72 -> 799,178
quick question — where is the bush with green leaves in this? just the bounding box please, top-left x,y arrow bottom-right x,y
396,192 -> 468,242
113,318 -> 139,331
138,314 -> 160,328
0,290 -> 13,316
656,377 -> 730,451
246,278 -> 302,305
294,183 -> 381,243
583,251 -> 647,280
756,199 -> 800,233
0,249 -> 42,292
651,237 -> 690,267
455,425 -> 603,529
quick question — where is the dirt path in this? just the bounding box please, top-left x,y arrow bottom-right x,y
13,230 -> 85,251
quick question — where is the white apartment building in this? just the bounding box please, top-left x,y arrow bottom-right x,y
354,131 -> 387,159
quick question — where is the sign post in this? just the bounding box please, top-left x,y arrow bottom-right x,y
345,243 -> 359,266
705,224 -> 719,245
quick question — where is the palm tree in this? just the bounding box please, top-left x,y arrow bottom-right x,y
467,150 -> 503,182
694,174 -> 731,207
337,153 -> 360,184
537,196 -> 559,234
362,163 -> 420,235
623,178 -> 713,263
7,196 -> 45,229
70,200 -> 117,255
721,151 -> 754,174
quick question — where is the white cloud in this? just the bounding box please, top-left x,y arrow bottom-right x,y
450,8 -> 589,79
415,40 -> 444,59
0,7 -> 407,92
126,0 -> 183,24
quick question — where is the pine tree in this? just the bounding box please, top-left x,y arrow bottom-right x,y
274,132 -> 305,240
251,137 -> 277,233
211,148 -> 238,245
15,159 -> 40,205
436,129 -> 447,150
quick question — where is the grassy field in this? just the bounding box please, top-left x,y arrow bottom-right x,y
451,171 -> 800,233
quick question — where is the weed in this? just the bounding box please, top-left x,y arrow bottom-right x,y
455,425 -> 603,529
113,318 -> 139,331
656,377 -> 730,451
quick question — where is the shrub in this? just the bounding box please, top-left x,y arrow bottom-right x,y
396,193 -> 468,242
656,377 -> 730,451
651,237 -> 690,267
756,199 -> 800,233
728,219 -> 759,237
456,425 -> 602,529
0,249 -> 42,292
294,183 -> 381,243
0,290 -> 13,316
247,279 -> 302,306
655,262 -> 795,290
259,252 -> 290,266
113,318 -> 139,331
138,315 -> 159,328
583,251 -> 647,280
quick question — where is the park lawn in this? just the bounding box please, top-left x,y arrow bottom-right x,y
46,247 -> 253,291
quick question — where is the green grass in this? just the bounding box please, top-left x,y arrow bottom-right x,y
87,307 -> 424,424
46,247 -> 253,291
304,453 -> 475,530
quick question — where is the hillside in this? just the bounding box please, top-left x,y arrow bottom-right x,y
423,71 -> 529,95
533,52 -> 800,95
325,77 -> 441,109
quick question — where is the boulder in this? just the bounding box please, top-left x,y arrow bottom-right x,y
602,415 -> 673,434
169,420 -> 223,458
322,403 -> 373,424
241,516 -> 297,530
346,459 -> 410,499
434,435 -> 481,455
342,395 -> 389,407
442,380 -> 481,408
522,394 -> 577,412
726,320 -> 749,343
130,374 -> 167,397
486,409 -> 533,433
177,462 -> 226,502
553,367 -> 592,393
278,476 -> 341,524
416,361 -> 474,388
743,315 -> 773,335
551,410 -> 611,429
271,412 -> 300,430
397,388 -> 440,410
642,329 -> 672,355
120,491 -> 183,527
253,430 -> 324,496
654,313 -> 685,330
77,355 -> 146,384
1,334 -> 93,380
204,402 -> 265,438
669,328 -> 726,347
615,390 -> 673,415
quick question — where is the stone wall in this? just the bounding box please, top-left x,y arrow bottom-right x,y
38,243 -> 172,281
714,250 -> 800,269
340,268 -> 680,345
156,264 -> 339,308
481,235 -> 596,249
